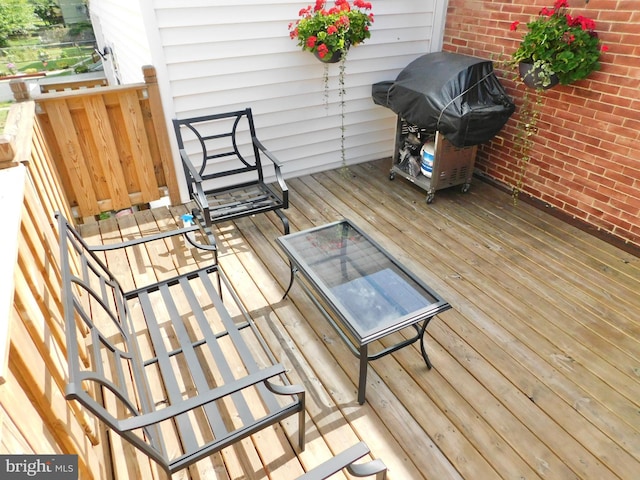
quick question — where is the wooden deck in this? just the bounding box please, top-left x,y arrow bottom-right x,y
79,159 -> 640,480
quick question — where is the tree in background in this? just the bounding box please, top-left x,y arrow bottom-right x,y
31,0 -> 63,26
0,1 -> 36,47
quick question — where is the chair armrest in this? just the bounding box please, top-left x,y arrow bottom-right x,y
118,364 -> 287,432
253,136 -> 289,205
296,442 -> 387,480
179,149 -> 210,211
264,381 -> 305,397
86,224 -> 216,253
179,148 -> 203,183
253,136 -> 283,169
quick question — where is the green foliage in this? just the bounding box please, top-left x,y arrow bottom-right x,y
0,1 -> 37,47
31,0 -> 63,26
68,21 -> 93,38
509,0 -> 606,86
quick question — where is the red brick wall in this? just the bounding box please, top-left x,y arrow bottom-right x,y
442,0 -> 640,251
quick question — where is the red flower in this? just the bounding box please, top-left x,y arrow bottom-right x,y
306,36 -> 317,48
572,15 -> 596,30
601,45 -> 609,52
313,0 -> 325,12
354,0 -> 372,8
327,25 -> 338,35
335,0 -> 350,11
510,21 -> 520,31
317,44 -> 329,58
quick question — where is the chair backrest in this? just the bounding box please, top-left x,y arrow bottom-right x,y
173,108 -> 265,191
57,214 -> 166,465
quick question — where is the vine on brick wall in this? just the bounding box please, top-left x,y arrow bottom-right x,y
511,85 -> 543,204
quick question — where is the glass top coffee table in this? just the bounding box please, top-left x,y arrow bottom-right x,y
277,219 -> 451,404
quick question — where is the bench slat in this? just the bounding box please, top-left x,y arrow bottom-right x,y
176,275 -> 254,436
166,278 -> 248,440
136,289 -> 200,452
200,270 -> 283,416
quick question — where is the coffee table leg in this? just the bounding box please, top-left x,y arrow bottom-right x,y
358,345 -> 368,404
419,319 -> 433,369
281,262 -> 297,300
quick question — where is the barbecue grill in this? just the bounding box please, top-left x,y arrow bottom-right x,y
373,51 -> 515,203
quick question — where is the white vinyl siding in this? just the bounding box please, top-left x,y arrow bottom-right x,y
90,0 -> 448,196
90,0 -> 152,84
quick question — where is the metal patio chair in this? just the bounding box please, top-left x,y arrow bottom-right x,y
173,108 -> 289,240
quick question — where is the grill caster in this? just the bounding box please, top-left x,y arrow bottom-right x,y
461,183 -> 470,193
426,192 -> 435,204
389,170 -> 396,180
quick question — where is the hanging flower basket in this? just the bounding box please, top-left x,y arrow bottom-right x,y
518,61 -> 559,89
289,1 -> 374,173
288,0 -> 374,62
509,0 -> 608,87
314,47 -> 348,63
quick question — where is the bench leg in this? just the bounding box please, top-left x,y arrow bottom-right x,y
298,405 -> 306,451
189,207 -> 223,297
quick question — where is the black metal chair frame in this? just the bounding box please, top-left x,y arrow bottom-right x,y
173,108 -> 290,239
57,213 -> 305,475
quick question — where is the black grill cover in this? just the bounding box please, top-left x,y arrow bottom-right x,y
372,52 -> 515,147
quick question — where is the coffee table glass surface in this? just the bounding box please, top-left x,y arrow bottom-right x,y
278,219 -> 451,403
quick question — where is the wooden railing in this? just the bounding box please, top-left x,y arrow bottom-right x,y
0,101 -> 107,479
10,65 -> 179,220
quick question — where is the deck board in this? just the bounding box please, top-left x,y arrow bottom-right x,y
79,159 -> 640,480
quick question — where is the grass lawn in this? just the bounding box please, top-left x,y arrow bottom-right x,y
1,43 -> 95,75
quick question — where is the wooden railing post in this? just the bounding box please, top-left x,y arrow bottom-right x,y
143,65 -> 181,206
0,101 -> 35,169
10,79 -> 31,102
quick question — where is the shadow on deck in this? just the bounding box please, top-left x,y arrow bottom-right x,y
80,159 -> 640,480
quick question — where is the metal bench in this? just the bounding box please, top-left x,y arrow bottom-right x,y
173,108 -> 290,238
57,213 -> 305,475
